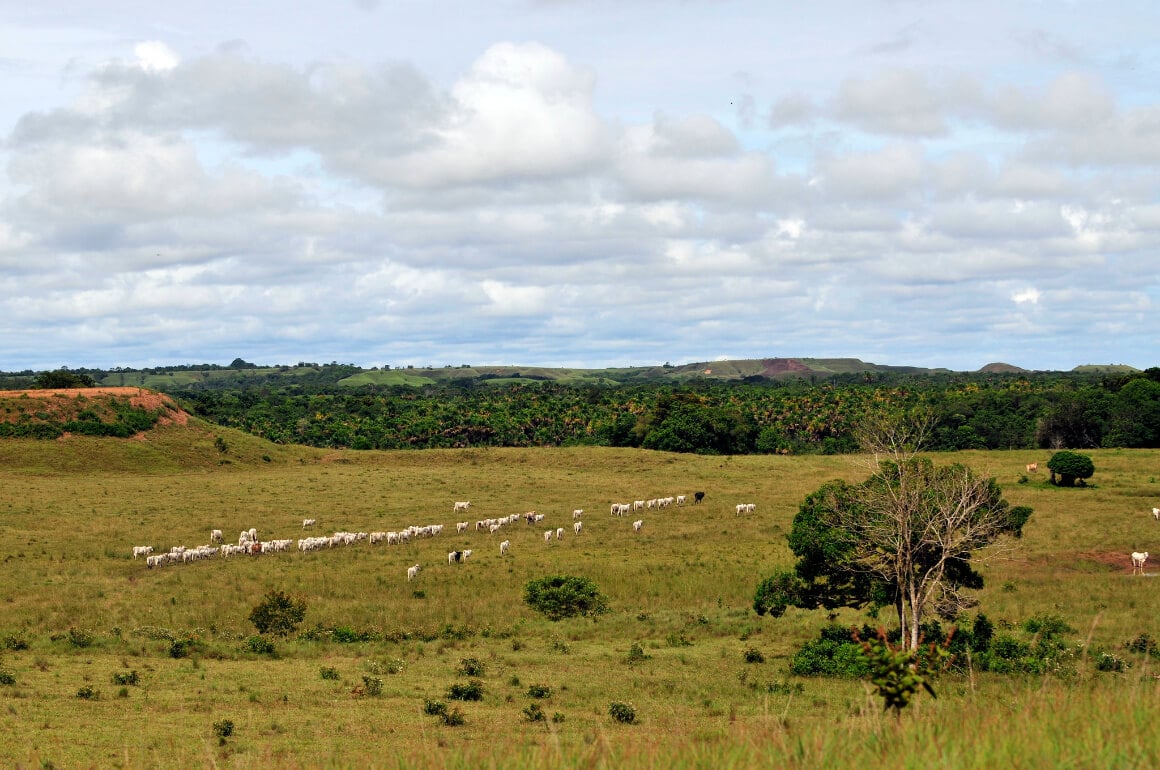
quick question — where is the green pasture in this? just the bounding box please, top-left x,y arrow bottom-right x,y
0,423 -> 1159,767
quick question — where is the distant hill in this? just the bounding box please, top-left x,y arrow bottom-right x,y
978,362 -> 1029,374
84,357 -> 962,391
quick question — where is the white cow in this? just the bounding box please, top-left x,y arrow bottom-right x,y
453,501 -> 471,513
633,519 -> 644,533
572,509 -> 584,520
302,518 -> 316,529
456,521 -> 470,533
556,527 -> 564,540
132,545 -> 153,559
573,521 -> 583,535
1153,508 -> 1159,520
209,530 -> 223,543
500,540 -> 510,556
407,564 -> 421,581
1132,551 -> 1149,574
544,530 -> 553,543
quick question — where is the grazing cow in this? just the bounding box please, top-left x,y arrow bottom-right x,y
407,564 -> 421,581
1026,463 -> 1038,473
544,530 -> 553,543
1153,507 -> 1159,520
448,551 -> 462,565
572,509 -> 584,520
556,527 -> 564,540
633,519 -> 644,533
694,491 -> 705,504
573,521 -> 583,535
675,495 -> 686,506
209,529 -> 223,543
453,501 -> 471,513
1132,551 -> 1149,574
303,518 -> 316,529
500,540 -> 510,556
132,545 -> 153,559
456,521 -> 469,533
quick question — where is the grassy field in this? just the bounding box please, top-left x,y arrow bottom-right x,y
0,418 -> 1159,767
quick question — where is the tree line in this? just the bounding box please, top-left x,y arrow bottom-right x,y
160,368 -> 1160,453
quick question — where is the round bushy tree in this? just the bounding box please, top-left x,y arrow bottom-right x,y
248,590 -> 307,637
524,575 -> 609,621
1046,451 -> 1095,487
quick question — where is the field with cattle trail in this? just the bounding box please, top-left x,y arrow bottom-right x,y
0,409 -> 1159,768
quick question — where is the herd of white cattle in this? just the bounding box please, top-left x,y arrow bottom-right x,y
133,490 -> 753,581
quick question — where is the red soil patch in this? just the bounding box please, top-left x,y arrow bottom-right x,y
1074,551 -> 1143,575
0,387 -> 190,429
761,358 -> 812,377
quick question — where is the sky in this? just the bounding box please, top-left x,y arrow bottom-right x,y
1,1 -> 1158,373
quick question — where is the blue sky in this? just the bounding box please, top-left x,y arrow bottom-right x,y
2,0 -> 1157,372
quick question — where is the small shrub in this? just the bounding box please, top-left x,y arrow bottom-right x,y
319,666 -> 340,681
76,686 -> 99,700
441,707 -> 465,726
1127,634 -> 1159,656
423,699 -> 448,716
212,718 -> 235,743
625,642 -> 651,663
67,628 -> 94,648
527,683 -> 552,699
743,647 -> 765,664
168,638 -> 199,659
0,667 -> 16,685
248,590 -> 306,637
1,634 -> 29,651
111,670 -> 140,686
1095,652 -> 1127,673
609,701 -> 637,724
551,712 -> 566,723
523,575 -> 610,621
551,638 -> 570,655
523,703 -> 546,722
458,657 -> 486,677
245,636 -> 278,656
117,687 -> 129,698
447,680 -> 484,701
362,676 -> 383,697
666,632 -> 693,648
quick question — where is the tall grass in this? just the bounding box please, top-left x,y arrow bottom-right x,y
1,424 -> 1158,766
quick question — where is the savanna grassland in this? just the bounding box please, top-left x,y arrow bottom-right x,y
1,415 -> 1159,768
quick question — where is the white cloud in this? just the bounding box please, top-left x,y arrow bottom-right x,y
1012,287 -> 1041,304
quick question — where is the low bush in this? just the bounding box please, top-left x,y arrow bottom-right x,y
111,670 -> 140,686
76,686 -> 99,700
524,575 -> 610,621
361,676 -> 383,697
245,636 -> 278,656
609,701 -> 636,724
447,680 -> 484,701
458,657 -> 486,677
319,666 -> 340,681
523,703 -> 546,722
526,683 -> 552,699
743,647 -> 765,664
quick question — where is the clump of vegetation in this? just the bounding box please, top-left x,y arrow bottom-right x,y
423,699 -> 447,716
458,657 -> 486,677
447,680 -> 484,701
441,707 -> 466,726
854,627 -> 953,716
526,683 -> 552,699
111,670 -> 139,686
0,666 -> 16,686
524,575 -> 609,621
1126,634 -> 1159,657
76,685 -> 99,700
743,647 -> 765,664
1,634 -> 29,651
1047,451 -> 1095,487
248,590 -> 307,637
212,718 -> 234,744
625,642 -> 651,663
319,666 -> 340,681
169,636 -> 201,659
552,712 -> 566,723
790,625 -> 872,678
67,628 -> 94,648
523,703 -> 546,722
609,701 -> 637,724
361,676 -> 383,697
245,635 -> 278,656
1095,651 -> 1128,672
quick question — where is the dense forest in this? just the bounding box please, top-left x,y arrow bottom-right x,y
168,370 -> 1160,454
4,363 -> 1158,454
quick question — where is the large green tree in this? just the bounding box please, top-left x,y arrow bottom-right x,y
755,421 -> 1031,649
